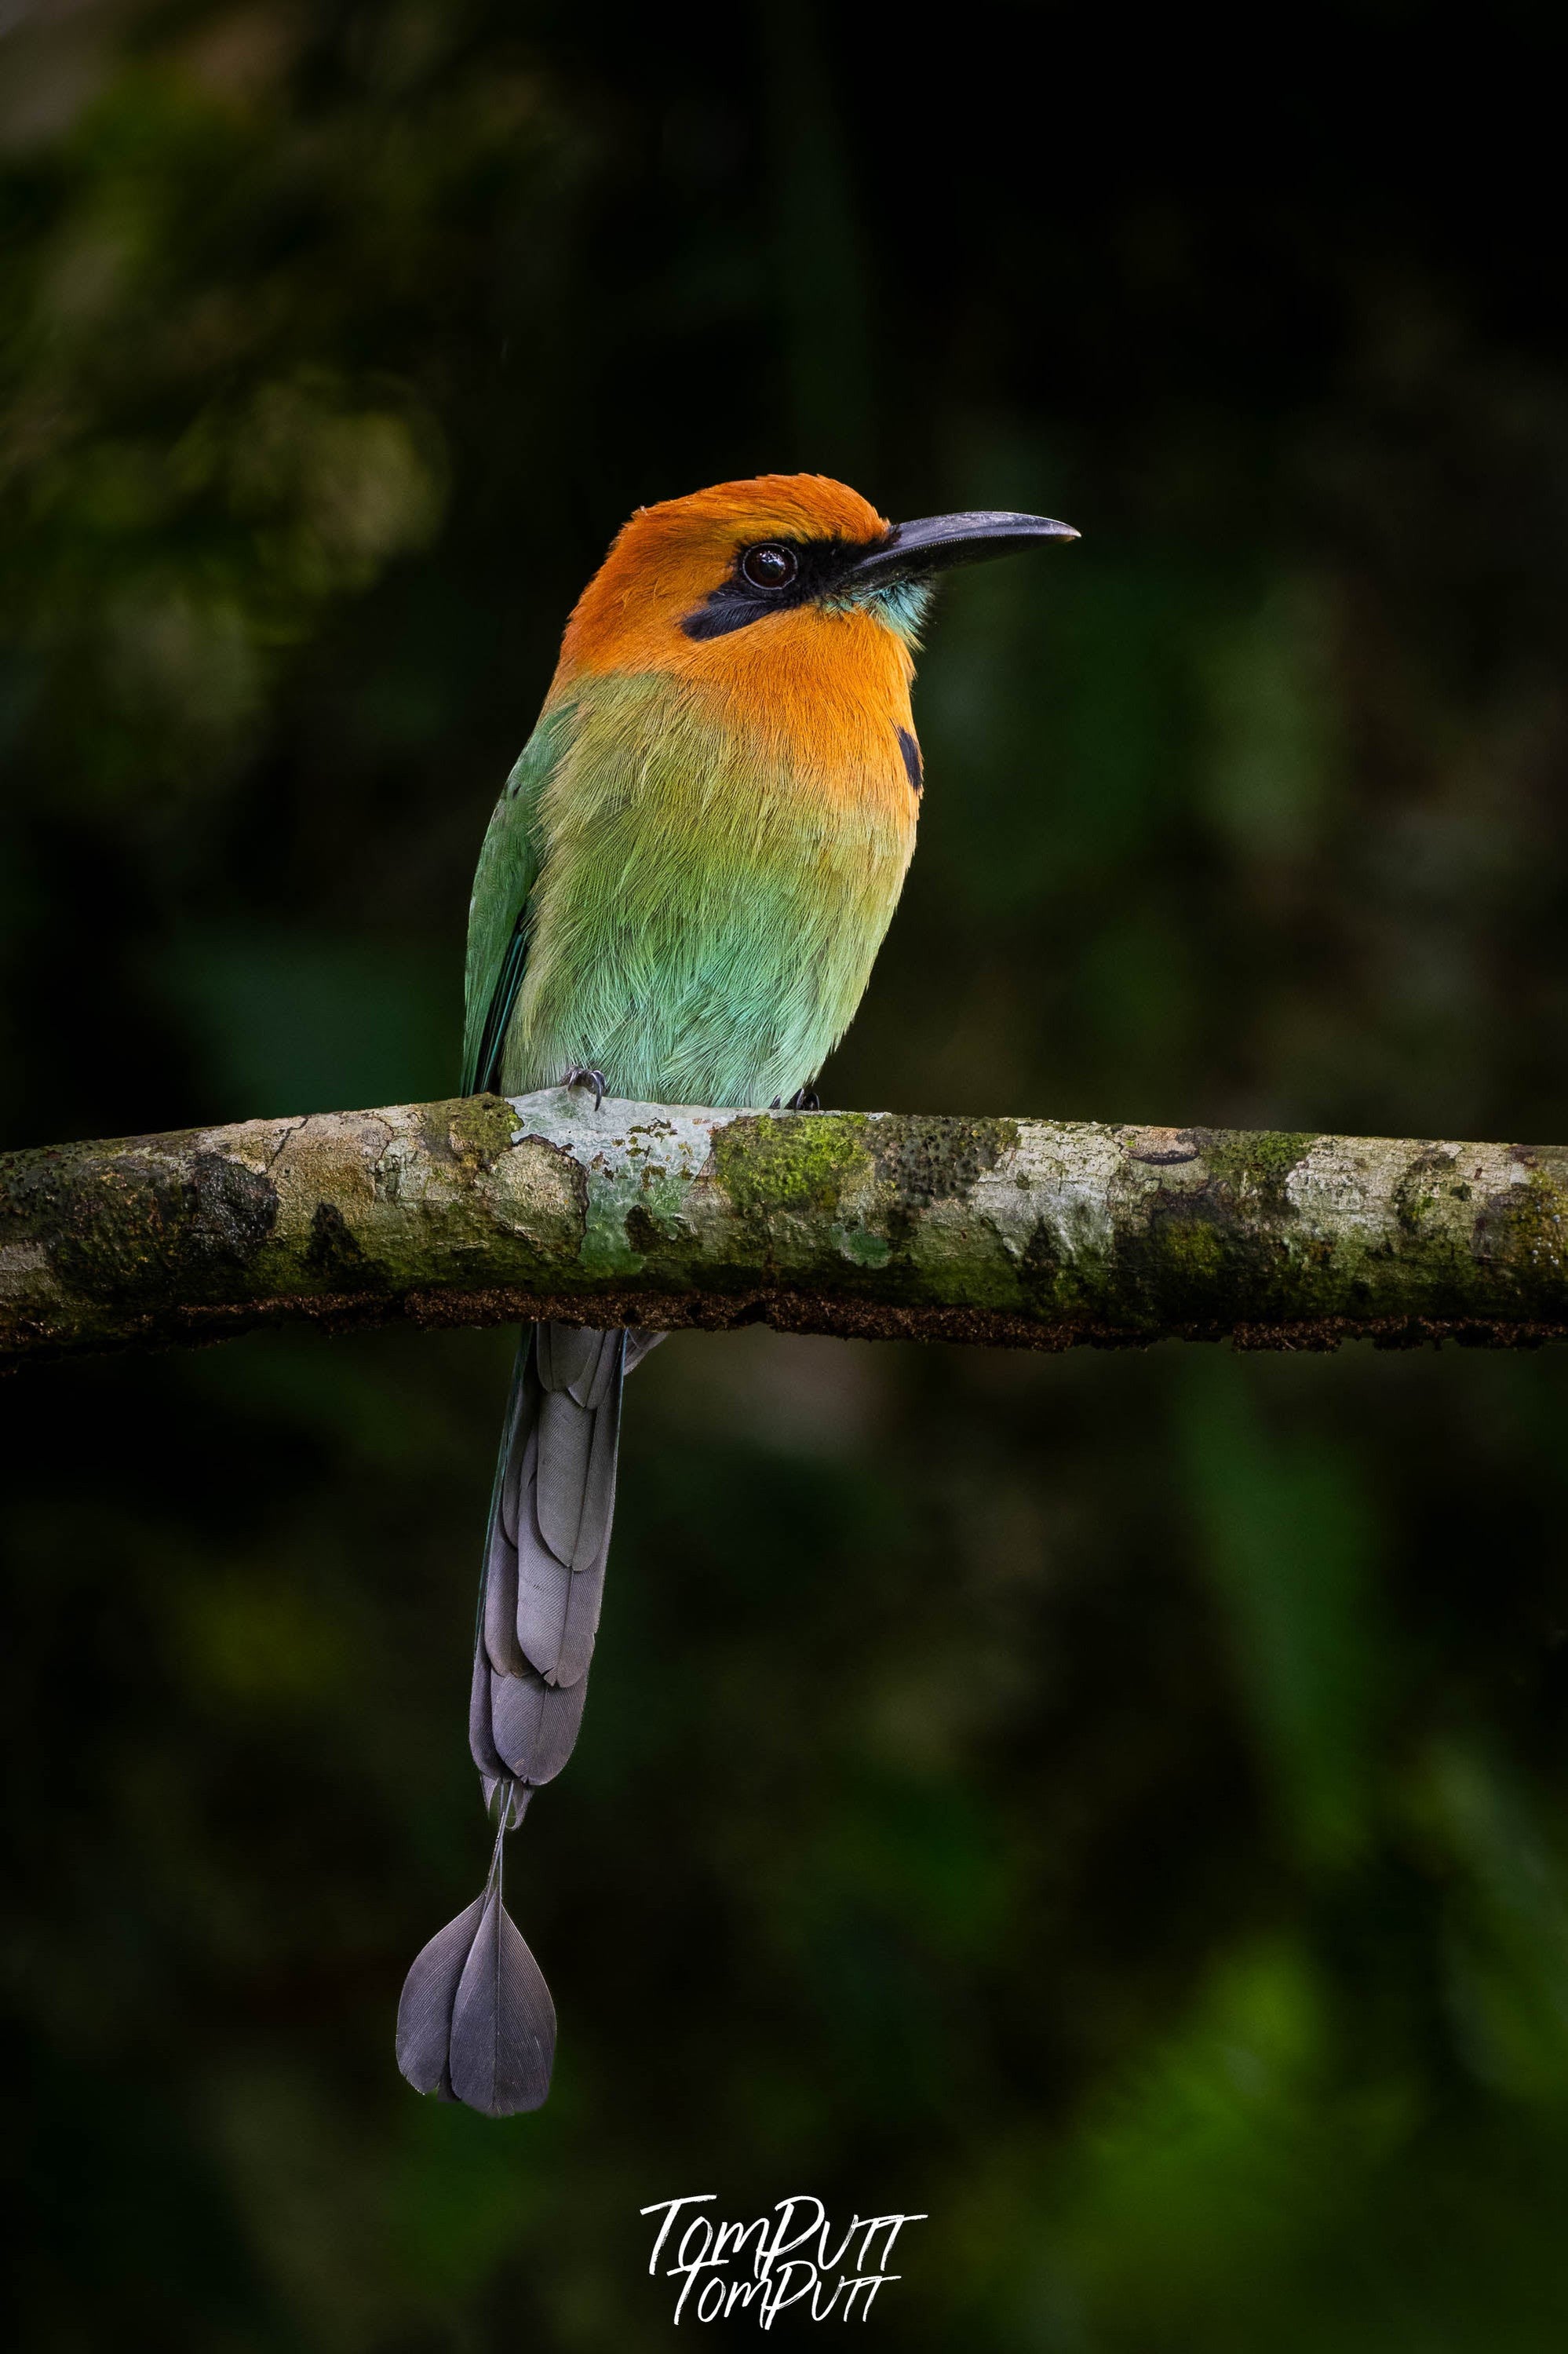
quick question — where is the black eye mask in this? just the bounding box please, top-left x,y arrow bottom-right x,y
680,535 -> 889,642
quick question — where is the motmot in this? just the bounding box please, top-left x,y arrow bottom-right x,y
396,473 -> 1077,2114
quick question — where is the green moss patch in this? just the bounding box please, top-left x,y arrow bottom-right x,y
443,1094 -> 519,1172
713,1112 -> 872,1217
1194,1129 -> 1315,1210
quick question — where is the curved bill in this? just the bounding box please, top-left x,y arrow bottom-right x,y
848,509 -> 1079,586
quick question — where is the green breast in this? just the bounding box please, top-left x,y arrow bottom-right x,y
499,673 -> 913,1109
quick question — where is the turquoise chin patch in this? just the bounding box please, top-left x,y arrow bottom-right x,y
824,576 -> 935,646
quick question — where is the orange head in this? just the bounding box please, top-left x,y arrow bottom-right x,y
556,473 -> 1077,684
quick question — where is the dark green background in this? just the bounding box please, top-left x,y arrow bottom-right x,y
7,3 -> 1568,2345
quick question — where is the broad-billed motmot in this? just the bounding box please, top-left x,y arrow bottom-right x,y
396,474 -> 1078,2113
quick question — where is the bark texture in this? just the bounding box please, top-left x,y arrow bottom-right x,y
4,1089 -> 1568,1370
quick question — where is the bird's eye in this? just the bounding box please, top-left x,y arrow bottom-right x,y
740,542 -> 798,591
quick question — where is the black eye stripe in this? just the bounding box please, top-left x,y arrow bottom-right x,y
680,533 -> 888,641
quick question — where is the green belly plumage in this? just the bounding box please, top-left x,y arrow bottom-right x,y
492,672 -> 913,1109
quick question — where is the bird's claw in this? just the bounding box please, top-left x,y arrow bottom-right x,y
768,1089 -> 820,1111
563,1064 -> 607,1111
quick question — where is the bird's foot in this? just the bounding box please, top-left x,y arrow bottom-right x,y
768,1088 -> 821,1111
561,1064 -> 607,1111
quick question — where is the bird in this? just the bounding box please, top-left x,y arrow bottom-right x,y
396,473 -> 1078,2114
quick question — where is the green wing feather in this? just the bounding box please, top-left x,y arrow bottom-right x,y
461,702 -> 576,1096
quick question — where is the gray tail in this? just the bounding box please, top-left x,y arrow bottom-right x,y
397,1320 -> 658,2115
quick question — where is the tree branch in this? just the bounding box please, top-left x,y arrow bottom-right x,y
3,1089 -> 1567,1370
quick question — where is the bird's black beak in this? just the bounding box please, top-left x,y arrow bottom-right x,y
847,509 -> 1079,586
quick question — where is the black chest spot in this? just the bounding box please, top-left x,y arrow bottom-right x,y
896,726 -> 923,796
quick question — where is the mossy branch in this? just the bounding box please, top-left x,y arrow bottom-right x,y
3,1089 -> 1568,1370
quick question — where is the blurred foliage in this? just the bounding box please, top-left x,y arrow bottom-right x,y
5,2 -> 1568,2348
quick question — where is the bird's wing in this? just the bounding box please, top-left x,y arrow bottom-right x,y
461,700 -> 577,1097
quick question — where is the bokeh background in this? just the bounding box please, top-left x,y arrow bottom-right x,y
7,2 -> 1568,2346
